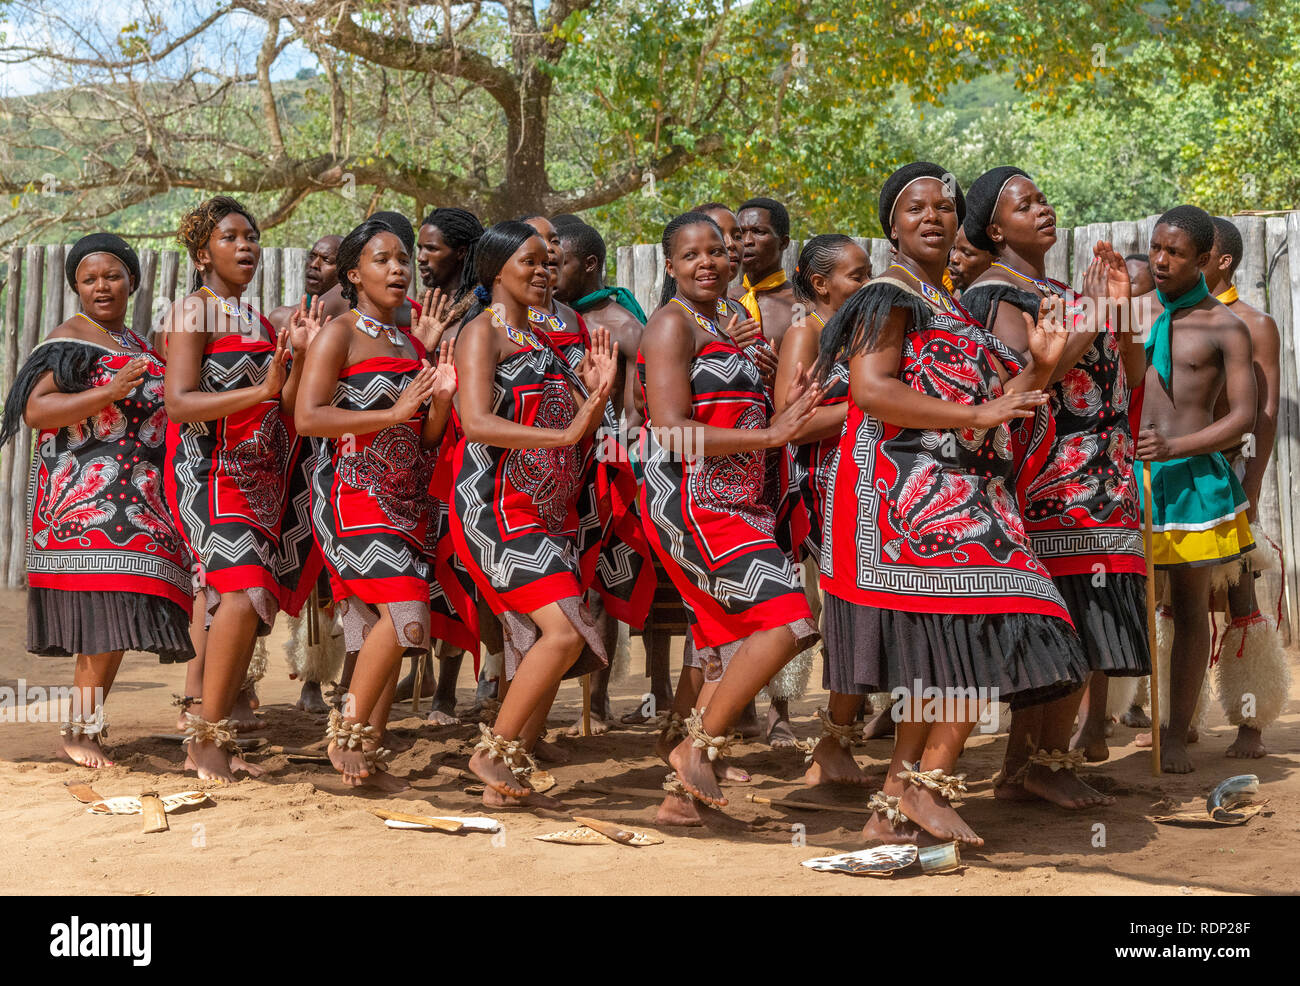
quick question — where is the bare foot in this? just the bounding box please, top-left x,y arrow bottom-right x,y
1135,725 -> 1197,750
230,692 -> 266,733
862,706 -> 895,740
861,811 -> 942,846
184,741 -> 238,783
656,792 -> 704,826
482,783 -> 560,810
468,748 -> 530,798
563,715 -> 611,737
295,681 -> 331,715
533,737 -> 570,765
715,761 -> 749,782
1136,727 -> 1195,772
668,738 -> 725,806
175,700 -> 200,732
327,740 -> 370,788
1225,725 -> 1267,759
426,709 -> 461,726
803,736 -> 869,786
363,769 -> 411,793
765,704 -> 798,749
1120,705 -> 1151,729
1070,718 -> 1109,763
993,777 -> 1037,802
59,734 -> 114,769
898,784 -> 983,847
1022,764 -> 1114,809
227,753 -> 266,778
383,731 -> 415,754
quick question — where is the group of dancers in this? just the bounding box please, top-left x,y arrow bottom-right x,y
7,160 -> 1292,846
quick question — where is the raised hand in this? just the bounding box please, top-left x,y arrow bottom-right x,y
970,391 -> 1050,429
1095,240 -> 1132,301
749,342 -> 779,390
1023,295 -> 1068,372
263,330 -> 291,397
579,326 -> 617,397
430,340 -> 457,404
390,361 -> 437,422
106,357 -> 148,401
288,294 -> 325,352
414,288 -> 455,350
783,360 -> 814,408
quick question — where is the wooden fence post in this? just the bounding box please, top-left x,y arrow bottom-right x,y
9,245 -> 44,587
0,247 -> 23,577
1265,216 -> 1296,637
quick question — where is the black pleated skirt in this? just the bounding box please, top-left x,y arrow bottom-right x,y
822,594 -> 1090,711
1055,571 -> 1150,677
28,589 -> 195,663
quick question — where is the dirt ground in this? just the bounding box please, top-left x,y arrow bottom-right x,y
0,587 -> 1296,896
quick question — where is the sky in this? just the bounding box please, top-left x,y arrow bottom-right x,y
0,0 -> 320,97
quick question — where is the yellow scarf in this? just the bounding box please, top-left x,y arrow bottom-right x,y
942,270 -> 955,293
740,270 -> 788,325
1216,285 -> 1239,304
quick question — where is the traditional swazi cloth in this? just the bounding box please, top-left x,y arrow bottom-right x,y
164,310 -> 323,631
794,333 -> 850,546
533,305 -> 654,627
962,274 -> 1149,677
739,269 -> 788,326
449,325 -> 607,679
1138,453 -> 1254,569
819,277 -> 1088,709
309,333 -> 434,655
637,324 -> 817,661
425,409 -> 481,655
5,334 -> 194,661
573,286 -> 647,325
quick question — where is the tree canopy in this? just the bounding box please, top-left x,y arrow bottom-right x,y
0,0 -> 1294,250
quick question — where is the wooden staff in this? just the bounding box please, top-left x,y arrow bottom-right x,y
581,674 -> 592,737
1143,460 -> 1161,775
411,651 -> 427,716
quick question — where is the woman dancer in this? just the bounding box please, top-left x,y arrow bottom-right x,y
960,167 -> 1147,804
773,234 -> 876,785
640,212 -> 822,819
1,234 -> 194,767
816,163 -> 1088,847
450,221 -> 616,807
296,218 -> 456,789
164,196 -> 320,781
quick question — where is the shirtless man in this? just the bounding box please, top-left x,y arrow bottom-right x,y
1201,215 -> 1290,759
268,235 -> 342,335
736,197 -> 799,351
416,207 -> 483,301
947,227 -> 994,296
1135,205 -> 1256,773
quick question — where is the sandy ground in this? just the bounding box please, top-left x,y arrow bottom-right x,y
0,587 -> 1297,896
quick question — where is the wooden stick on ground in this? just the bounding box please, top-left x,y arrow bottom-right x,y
368,807 -> 463,832
139,792 -> 169,834
1144,460 -> 1162,776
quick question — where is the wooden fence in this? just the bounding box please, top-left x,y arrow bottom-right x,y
2,215 -> 1299,639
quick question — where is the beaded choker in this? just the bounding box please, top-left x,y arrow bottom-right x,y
200,285 -> 254,325
351,308 -> 404,346
889,264 -> 959,315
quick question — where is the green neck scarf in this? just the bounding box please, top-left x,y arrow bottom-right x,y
1146,274 -> 1209,390
572,286 -> 647,325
